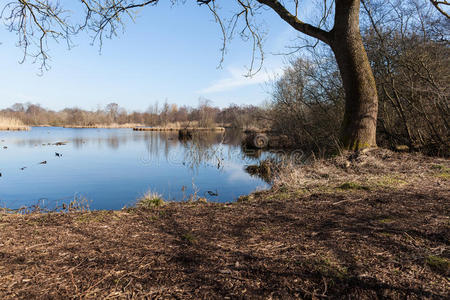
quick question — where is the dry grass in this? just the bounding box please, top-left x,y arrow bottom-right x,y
0,116 -> 29,131
136,190 -> 165,209
62,123 -> 144,129
133,121 -> 225,131
273,148 -> 449,192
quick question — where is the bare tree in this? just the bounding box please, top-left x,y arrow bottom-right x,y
270,53 -> 345,151
362,0 -> 449,154
105,102 -> 120,122
1,1 -> 446,149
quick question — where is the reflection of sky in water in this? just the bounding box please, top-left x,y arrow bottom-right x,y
0,127 -> 269,210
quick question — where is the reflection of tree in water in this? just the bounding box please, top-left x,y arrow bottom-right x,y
15,139 -> 45,147
241,147 -> 263,159
72,137 -> 85,149
140,130 -> 245,170
86,134 -> 129,150
221,129 -> 244,146
181,130 -> 249,171
11,130 -> 132,150
142,131 -> 178,164
10,129 -> 270,170
182,140 -> 223,171
106,135 -> 120,149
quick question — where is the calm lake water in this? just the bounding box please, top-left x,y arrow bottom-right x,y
0,127 -> 270,210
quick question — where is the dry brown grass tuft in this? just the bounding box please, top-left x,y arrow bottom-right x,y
0,116 -> 29,131
136,190 -> 165,209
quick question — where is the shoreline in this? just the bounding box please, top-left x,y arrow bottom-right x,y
0,116 -> 30,131
0,150 -> 448,298
19,124 -> 228,131
0,126 -> 30,131
132,126 -> 226,131
1,183 -> 447,298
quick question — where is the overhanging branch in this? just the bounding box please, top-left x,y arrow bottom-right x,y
430,0 -> 450,19
257,0 -> 332,44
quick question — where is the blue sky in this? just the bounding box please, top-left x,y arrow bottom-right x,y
0,1 -> 312,112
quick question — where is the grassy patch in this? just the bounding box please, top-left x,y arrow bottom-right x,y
237,195 -> 251,202
378,218 -> 395,224
275,192 -> 291,200
426,255 -> 449,274
431,164 -> 450,180
75,211 -> 115,223
137,191 -> 164,209
182,232 -> 196,243
148,215 -> 159,222
338,182 -> 370,191
431,164 -> 449,171
376,175 -> 407,187
312,257 -> 348,281
435,172 -> 450,179
278,185 -> 289,193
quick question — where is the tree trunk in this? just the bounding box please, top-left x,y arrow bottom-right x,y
331,0 -> 378,150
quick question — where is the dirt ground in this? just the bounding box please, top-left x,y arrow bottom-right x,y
0,151 -> 449,299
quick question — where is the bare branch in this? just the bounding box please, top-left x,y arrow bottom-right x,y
429,0 -> 450,18
1,0 -> 74,71
256,0 -> 332,44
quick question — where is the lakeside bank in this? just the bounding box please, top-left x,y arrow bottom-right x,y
0,150 -> 448,298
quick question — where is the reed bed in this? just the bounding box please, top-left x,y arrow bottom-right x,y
63,123 -> 144,129
133,121 -> 225,131
133,126 -> 225,131
0,116 -> 30,131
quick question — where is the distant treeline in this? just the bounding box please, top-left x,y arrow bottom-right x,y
0,99 -> 267,130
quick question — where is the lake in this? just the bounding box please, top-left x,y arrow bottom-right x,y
0,127 -> 270,210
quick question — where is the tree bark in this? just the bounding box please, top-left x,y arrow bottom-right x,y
330,0 -> 378,150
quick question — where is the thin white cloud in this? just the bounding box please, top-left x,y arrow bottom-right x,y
198,66 -> 281,94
